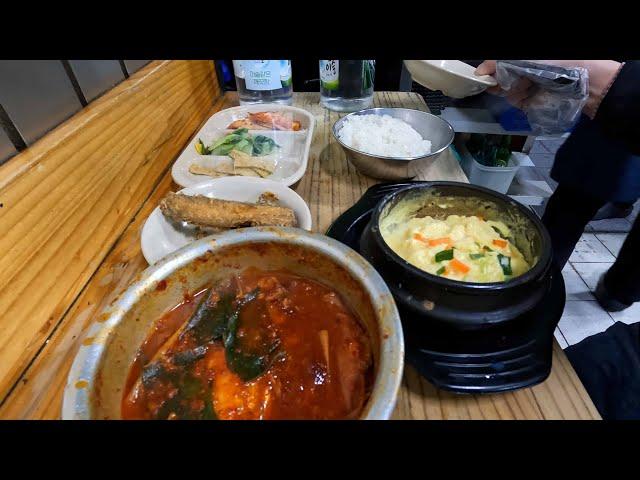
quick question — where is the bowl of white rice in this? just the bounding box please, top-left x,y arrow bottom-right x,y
332,107 -> 454,180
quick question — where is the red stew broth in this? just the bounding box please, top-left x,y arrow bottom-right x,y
121,268 -> 373,420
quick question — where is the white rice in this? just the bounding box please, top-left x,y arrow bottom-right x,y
337,114 -> 432,158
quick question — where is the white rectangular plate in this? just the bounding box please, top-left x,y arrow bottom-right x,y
172,104 -> 315,188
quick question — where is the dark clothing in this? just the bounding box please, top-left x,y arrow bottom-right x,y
542,183 -> 606,268
604,213 -> 640,305
544,61 -> 640,294
542,184 -> 640,305
545,61 -> 640,421
551,115 -> 640,203
594,61 -> 640,156
551,61 -> 640,203
565,321 -> 640,420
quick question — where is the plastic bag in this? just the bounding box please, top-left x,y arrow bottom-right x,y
495,60 -> 589,135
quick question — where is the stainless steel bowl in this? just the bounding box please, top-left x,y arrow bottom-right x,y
332,107 -> 455,180
62,227 -> 404,420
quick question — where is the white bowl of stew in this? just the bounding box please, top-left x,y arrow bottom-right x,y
62,227 -> 404,420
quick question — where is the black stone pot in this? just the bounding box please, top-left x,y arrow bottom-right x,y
360,182 -> 553,330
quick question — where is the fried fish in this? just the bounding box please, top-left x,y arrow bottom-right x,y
159,192 -> 297,229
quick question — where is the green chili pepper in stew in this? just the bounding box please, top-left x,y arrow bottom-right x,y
153,374 -> 218,420
201,397 -> 218,420
498,253 -> 512,276
435,249 -> 454,262
181,289 -> 234,343
223,288 -> 281,382
436,266 -> 446,275
179,374 -> 204,399
470,253 -> 485,260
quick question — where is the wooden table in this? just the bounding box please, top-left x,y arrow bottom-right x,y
0,61 -> 600,419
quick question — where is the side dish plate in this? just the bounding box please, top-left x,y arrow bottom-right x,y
172,104 -> 315,188
141,177 -> 313,264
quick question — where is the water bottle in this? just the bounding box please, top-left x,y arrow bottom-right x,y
233,60 -> 293,105
320,60 -> 375,112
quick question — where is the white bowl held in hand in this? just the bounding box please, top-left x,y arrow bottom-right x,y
404,60 -> 498,98
141,176 -> 313,264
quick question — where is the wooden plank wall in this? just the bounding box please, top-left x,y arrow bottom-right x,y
0,60 -> 221,402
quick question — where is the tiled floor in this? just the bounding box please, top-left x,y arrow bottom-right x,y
587,217 -> 633,233
555,231 -> 639,349
568,233 -> 615,263
526,137 -> 639,348
595,233 -> 625,256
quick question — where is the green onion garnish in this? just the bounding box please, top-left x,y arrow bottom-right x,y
435,249 -> 454,262
498,253 -> 512,276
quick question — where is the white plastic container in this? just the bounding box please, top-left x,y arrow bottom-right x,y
172,104 -> 315,189
456,142 -> 522,194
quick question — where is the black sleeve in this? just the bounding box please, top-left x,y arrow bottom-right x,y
594,61 -> 640,155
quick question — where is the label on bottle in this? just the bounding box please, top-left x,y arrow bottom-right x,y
232,60 -> 245,79
235,60 -> 291,91
320,60 -> 339,90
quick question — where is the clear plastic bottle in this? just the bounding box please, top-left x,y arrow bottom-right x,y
233,60 -> 293,105
320,60 -> 375,112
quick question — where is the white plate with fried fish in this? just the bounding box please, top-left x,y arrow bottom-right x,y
141,177 -> 313,264
172,104 -> 315,189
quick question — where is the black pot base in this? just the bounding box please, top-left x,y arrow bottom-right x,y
327,182 -> 566,394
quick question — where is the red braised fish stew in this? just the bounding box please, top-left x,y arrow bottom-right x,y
121,268 -> 373,419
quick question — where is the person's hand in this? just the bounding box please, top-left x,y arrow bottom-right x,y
475,60 -> 623,118
475,60 -> 533,109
